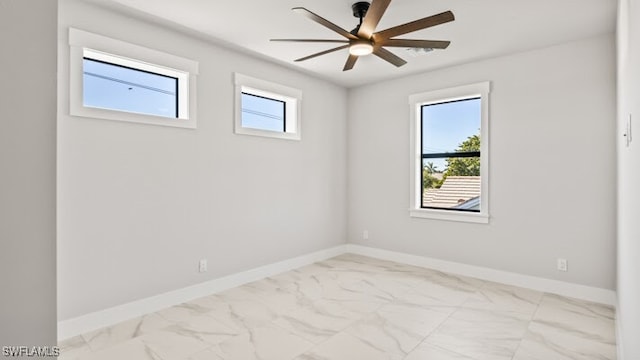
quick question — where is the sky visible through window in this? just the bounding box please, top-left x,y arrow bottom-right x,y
241,92 -> 285,132
83,58 -> 178,118
422,97 -> 481,171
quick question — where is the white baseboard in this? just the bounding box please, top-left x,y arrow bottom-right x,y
57,245 -> 347,341
345,244 -> 617,306
616,305 -> 624,360
59,243 -> 617,341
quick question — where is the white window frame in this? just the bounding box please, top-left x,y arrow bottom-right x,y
409,81 -> 491,223
68,28 -> 199,128
234,73 -> 302,140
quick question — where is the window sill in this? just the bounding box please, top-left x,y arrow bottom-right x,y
409,208 -> 489,224
234,126 -> 300,141
70,106 -> 197,129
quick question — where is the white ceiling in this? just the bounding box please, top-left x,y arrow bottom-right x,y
90,0 -> 616,88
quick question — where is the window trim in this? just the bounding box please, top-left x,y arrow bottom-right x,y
69,27 -> 199,128
408,81 -> 491,223
234,73 -> 302,140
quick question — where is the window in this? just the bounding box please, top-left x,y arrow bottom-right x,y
69,28 -> 198,128
83,55 -> 178,119
241,92 -> 285,132
409,82 -> 490,223
234,73 -> 301,140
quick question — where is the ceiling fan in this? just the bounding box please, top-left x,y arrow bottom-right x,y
271,0 -> 454,71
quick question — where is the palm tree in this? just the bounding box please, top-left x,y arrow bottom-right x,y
424,161 -> 438,174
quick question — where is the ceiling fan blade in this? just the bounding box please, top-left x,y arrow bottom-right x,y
271,39 -> 349,43
382,39 -> 450,49
373,47 -> 407,67
343,54 -> 359,71
293,7 -> 358,40
357,0 -> 391,39
294,44 -> 350,62
373,11 -> 455,40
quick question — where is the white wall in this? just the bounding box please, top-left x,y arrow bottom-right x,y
57,0 -> 347,320
616,0 -> 640,358
0,0 -> 57,347
347,35 -> 616,290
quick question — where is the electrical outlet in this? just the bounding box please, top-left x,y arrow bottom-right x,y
199,259 -> 208,273
363,230 -> 369,240
557,258 -> 568,272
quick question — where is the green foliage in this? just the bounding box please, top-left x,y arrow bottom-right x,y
422,135 -> 480,192
424,161 -> 438,174
443,134 -> 480,178
422,169 -> 441,189
422,161 -> 443,189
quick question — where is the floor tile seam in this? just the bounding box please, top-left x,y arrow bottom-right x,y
418,305 -> 533,358
391,330 -> 434,360
528,292 -> 547,322
507,315 -> 535,360
308,294 -> 390,337
415,301 -> 463,353
266,317 -> 335,355
269,299 -> 388,356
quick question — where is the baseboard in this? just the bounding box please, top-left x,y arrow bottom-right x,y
616,305 -> 624,360
345,244 -> 617,306
59,243 -> 617,341
57,244 -> 347,341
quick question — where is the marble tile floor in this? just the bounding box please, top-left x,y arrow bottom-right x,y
59,254 -> 617,360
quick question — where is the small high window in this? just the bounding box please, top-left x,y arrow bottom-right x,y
69,28 -> 198,128
234,73 -> 301,140
241,92 -> 286,132
409,82 -> 490,223
83,56 -> 179,119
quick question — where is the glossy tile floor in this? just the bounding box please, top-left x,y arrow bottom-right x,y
59,254 -> 617,360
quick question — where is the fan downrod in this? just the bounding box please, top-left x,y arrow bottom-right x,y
350,2 -> 370,35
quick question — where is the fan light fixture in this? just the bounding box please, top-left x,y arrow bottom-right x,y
349,41 -> 373,56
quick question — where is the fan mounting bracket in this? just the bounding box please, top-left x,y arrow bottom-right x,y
351,2 -> 371,19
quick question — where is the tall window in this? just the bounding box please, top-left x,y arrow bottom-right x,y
409,82 -> 490,223
421,97 -> 481,211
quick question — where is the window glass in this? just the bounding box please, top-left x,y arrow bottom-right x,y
241,92 -> 285,132
83,58 -> 178,118
421,97 -> 481,212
